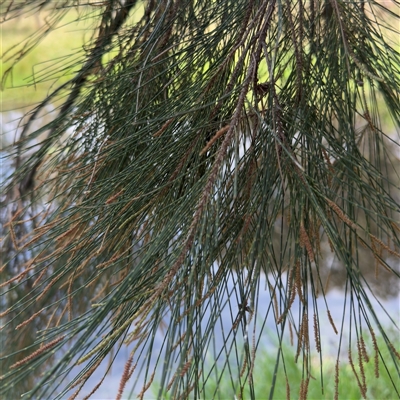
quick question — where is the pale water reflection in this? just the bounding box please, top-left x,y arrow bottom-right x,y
74,275 -> 399,400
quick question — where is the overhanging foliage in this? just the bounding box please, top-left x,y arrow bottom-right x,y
1,1 -> 399,399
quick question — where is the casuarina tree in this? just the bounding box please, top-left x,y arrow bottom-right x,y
1,1 -> 399,399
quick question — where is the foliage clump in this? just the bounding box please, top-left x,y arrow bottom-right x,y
1,1 -> 399,399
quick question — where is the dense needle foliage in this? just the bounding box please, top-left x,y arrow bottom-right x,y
1,1 -> 399,399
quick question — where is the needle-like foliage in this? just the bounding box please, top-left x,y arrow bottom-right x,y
1,1 -> 399,399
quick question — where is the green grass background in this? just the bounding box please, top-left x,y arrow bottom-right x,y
153,330 -> 399,400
